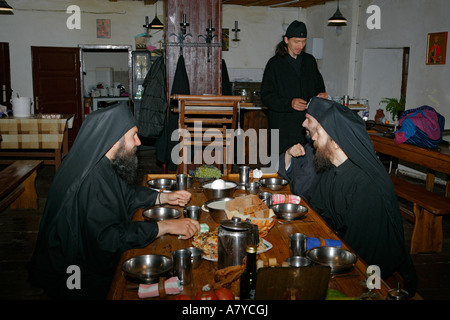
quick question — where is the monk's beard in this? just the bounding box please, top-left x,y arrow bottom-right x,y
312,141 -> 334,173
111,143 -> 138,184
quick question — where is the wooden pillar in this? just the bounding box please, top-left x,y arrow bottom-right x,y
165,0 -> 223,96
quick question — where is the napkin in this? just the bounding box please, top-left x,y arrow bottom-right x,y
271,194 -> 301,205
306,237 -> 342,251
138,277 -> 183,299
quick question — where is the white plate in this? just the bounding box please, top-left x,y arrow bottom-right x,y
202,239 -> 273,262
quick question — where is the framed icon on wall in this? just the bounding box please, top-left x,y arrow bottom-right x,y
97,19 -> 111,39
426,31 -> 447,65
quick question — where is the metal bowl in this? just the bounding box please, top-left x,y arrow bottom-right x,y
122,254 -> 173,284
259,178 -> 288,191
202,180 -> 237,201
186,247 -> 203,269
285,256 -> 311,267
147,178 -> 177,191
272,203 -> 308,220
142,207 -> 181,221
245,182 -> 260,194
204,197 -> 234,223
305,246 -> 357,274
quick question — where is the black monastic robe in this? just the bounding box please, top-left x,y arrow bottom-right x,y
28,104 -> 159,299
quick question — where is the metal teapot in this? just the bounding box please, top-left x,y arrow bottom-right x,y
218,217 -> 259,269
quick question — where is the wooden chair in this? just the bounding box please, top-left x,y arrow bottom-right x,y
171,94 -> 242,175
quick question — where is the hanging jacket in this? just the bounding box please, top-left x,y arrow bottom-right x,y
138,56 -> 167,138
155,55 -> 190,170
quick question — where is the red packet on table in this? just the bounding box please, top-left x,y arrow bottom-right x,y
138,277 -> 183,299
271,194 -> 301,205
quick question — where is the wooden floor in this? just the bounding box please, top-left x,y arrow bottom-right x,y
1,147 -> 449,300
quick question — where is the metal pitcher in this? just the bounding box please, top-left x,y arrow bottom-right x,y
218,217 -> 259,269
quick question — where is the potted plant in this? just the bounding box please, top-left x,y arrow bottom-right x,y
380,96 -> 406,122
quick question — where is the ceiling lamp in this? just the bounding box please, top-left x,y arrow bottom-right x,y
0,0 -> 14,15
149,0 -> 164,29
328,0 -> 347,26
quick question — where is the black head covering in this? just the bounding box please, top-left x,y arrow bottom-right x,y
285,20 -> 307,38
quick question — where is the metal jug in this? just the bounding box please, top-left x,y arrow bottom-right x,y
218,217 -> 259,269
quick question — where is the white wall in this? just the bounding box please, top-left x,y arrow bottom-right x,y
1,0 -> 449,128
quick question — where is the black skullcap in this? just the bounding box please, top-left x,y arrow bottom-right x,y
285,20 -> 307,38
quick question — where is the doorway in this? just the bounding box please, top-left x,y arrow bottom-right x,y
79,45 -> 132,114
360,48 -> 409,122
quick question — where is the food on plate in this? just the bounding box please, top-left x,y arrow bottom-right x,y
194,164 -> 222,179
225,194 -> 267,216
192,230 -> 219,260
192,229 -> 268,260
224,195 -> 276,238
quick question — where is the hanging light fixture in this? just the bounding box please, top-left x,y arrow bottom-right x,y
328,0 -> 347,26
149,0 -> 164,29
0,0 -> 14,15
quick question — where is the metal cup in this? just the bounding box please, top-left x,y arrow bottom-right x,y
184,205 -> 201,221
176,174 -> 188,190
239,166 -> 250,185
172,249 -> 192,285
259,191 -> 272,207
289,233 -> 307,257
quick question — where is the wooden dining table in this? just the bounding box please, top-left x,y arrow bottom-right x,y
107,173 -> 403,301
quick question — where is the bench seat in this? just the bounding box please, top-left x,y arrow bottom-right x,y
390,175 -> 450,254
0,160 -> 43,212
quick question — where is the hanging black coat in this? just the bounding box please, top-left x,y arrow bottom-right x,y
138,56 -> 167,138
156,55 -> 190,171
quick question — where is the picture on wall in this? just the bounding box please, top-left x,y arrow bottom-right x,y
222,28 -> 229,51
426,31 -> 447,65
97,19 -> 111,39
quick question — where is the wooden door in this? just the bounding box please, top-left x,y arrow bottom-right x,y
32,46 -> 82,146
0,43 -> 12,109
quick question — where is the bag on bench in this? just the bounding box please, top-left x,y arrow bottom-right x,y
394,105 -> 445,149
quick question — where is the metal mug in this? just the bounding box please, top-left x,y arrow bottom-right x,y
184,205 -> 201,221
239,166 -> 250,185
176,174 -> 188,190
289,233 -> 307,257
259,192 -> 272,207
172,249 -> 192,285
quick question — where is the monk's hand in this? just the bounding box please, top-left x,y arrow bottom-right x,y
287,143 -> 306,158
160,190 -> 191,206
156,218 -> 200,239
291,98 -> 308,111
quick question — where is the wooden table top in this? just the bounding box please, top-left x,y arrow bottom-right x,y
107,173 -> 395,300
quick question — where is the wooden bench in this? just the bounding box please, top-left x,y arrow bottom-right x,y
390,175 -> 450,254
0,160 -> 43,212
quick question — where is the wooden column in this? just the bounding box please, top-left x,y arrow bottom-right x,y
165,0 -> 222,96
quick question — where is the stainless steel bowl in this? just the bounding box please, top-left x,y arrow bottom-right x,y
285,256 -> 311,267
186,247 -> 203,269
204,197 -> 234,223
142,207 -> 181,221
122,254 -> 173,284
147,178 -> 176,191
259,178 -> 288,191
272,203 -> 308,220
245,182 -> 260,194
202,180 -> 237,201
305,246 -> 357,274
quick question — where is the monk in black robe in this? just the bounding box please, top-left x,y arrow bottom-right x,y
28,104 -> 199,299
289,97 -> 417,296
